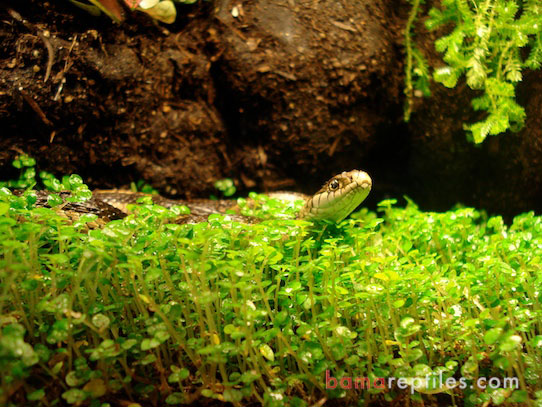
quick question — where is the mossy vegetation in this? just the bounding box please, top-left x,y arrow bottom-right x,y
1,158 -> 542,406
405,0 -> 542,143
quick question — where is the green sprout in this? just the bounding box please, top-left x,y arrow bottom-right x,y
214,178 -> 236,197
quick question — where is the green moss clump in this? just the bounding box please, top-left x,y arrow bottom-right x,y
405,0 -> 542,143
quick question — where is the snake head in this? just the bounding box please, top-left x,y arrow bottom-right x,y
299,170 -> 372,222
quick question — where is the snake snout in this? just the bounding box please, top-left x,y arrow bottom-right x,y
352,170 -> 372,190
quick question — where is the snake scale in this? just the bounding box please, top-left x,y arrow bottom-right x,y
26,170 -> 372,224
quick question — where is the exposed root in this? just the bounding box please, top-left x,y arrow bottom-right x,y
18,88 -> 53,126
7,8 -> 55,83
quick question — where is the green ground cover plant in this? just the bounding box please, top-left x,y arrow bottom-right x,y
1,159 -> 542,406
404,0 -> 542,143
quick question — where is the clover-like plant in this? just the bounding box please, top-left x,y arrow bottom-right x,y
1,156 -> 542,406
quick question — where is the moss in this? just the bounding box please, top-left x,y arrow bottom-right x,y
405,0 -> 542,142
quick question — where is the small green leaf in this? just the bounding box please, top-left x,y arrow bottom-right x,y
68,174 -> 84,188
484,327 -> 502,345
62,388 -> 87,404
434,66 -> 459,88
140,354 -> 157,365
166,392 -> 186,404
0,202 -> 9,216
47,193 -> 64,207
374,272 -> 388,281
393,299 -> 405,308
223,389 -> 243,403
259,344 -> 274,361
508,390 -> 528,403
27,389 -> 45,401
499,334 -> 521,352
66,371 -> 86,387
92,314 -> 110,331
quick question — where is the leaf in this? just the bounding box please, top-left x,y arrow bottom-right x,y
67,174 -> 84,188
425,8 -> 447,30
405,348 -> 423,362
467,120 -> 491,144
27,389 -> 45,401
139,0 -> 159,8
178,368 -> 190,380
88,0 -> 125,22
68,0 -> 103,16
240,370 -> 261,384
62,389 -> 88,404
44,178 -> 62,192
393,299 -> 405,308
83,379 -> 107,398
499,334 -> 522,351
505,60 -> 522,82
485,78 -> 515,97
484,327 -> 502,345
509,390 -> 528,403
471,95 -> 490,111
123,0 -> 143,8
166,393 -> 186,404
141,354 -> 157,365
47,193 -> 64,207
466,57 -> 486,89
20,156 -> 36,167
141,338 -> 161,350
259,344 -> 275,361
140,0 -> 177,23
223,389 -> 243,403
490,389 -> 509,404
374,272 -> 388,281
0,202 -> 9,216
400,317 -> 415,329
433,66 -> 458,88
121,339 -> 138,350
487,113 -> 509,136
461,358 -> 478,379
66,371 -> 86,387
531,335 -> 542,348
92,314 -> 110,331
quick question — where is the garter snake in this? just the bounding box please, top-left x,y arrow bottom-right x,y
297,169 -> 372,222
20,170 -> 372,224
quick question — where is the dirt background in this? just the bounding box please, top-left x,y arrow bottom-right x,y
1,0 -> 542,217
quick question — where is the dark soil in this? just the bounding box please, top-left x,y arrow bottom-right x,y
0,0 -> 407,202
1,0 -> 228,197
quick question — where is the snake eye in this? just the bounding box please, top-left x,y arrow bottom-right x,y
329,179 -> 339,190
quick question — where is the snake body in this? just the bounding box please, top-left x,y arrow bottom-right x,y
24,170 -> 372,224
